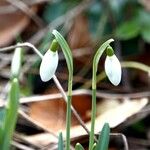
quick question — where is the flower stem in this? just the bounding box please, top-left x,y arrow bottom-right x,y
89,39 -> 114,149
89,88 -> 96,150
121,61 -> 150,74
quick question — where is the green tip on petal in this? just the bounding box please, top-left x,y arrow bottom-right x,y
50,39 -> 59,52
106,46 -> 114,56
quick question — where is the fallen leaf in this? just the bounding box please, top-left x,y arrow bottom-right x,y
0,1 -> 37,46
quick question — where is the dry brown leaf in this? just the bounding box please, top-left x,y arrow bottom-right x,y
67,14 -> 92,49
0,2 -> 37,46
29,94 -> 91,133
60,97 -> 148,139
139,0 -> 150,11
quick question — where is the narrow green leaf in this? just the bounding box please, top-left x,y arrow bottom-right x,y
11,46 -> 22,79
96,123 -> 110,150
75,143 -> 84,150
58,132 -> 64,150
92,143 -> 97,150
1,78 -> 20,150
52,30 -> 73,150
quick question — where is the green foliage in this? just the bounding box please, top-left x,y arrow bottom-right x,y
58,132 -> 64,150
96,123 -> 110,150
92,143 -> 97,150
0,78 -> 20,150
115,19 -> 140,40
115,8 -> 150,43
0,108 -> 5,128
75,143 -> 84,150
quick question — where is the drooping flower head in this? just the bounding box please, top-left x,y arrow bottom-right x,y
104,46 -> 122,86
40,39 -> 59,82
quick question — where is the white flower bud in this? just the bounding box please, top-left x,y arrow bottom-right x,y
40,50 -> 58,82
105,55 -> 121,86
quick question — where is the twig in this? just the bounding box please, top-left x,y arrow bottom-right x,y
0,42 -> 90,137
0,89 -> 149,107
128,137 -> 150,146
28,0 -> 93,45
110,133 -> 129,150
0,0 -> 52,14
6,0 -> 44,28
11,141 -> 35,150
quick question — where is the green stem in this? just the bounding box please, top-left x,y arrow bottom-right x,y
89,89 -> 96,150
66,95 -> 72,150
89,39 -> 114,150
121,61 -> 150,73
83,61 -> 150,89
52,30 -> 73,150
1,78 -> 19,150
66,73 -> 73,150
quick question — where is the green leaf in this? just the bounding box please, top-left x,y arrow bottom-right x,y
92,143 -> 97,150
58,132 -> 64,150
11,46 -> 22,79
115,19 -> 140,40
1,78 -> 20,150
75,143 -> 84,150
138,9 -> 150,26
141,27 -> 150,43
96,123 -> 110,150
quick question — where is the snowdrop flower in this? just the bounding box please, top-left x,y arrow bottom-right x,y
104,46 -> 122,86
40,39 -> 59,82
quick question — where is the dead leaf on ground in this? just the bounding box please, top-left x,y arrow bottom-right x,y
0,1 -> 37,46
29,94 -> 91,133
67,14 -> 92,49
65,97 -> 148,138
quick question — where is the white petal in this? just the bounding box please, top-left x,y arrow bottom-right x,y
104,55 -> 121,86
40,50 -> 58,82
